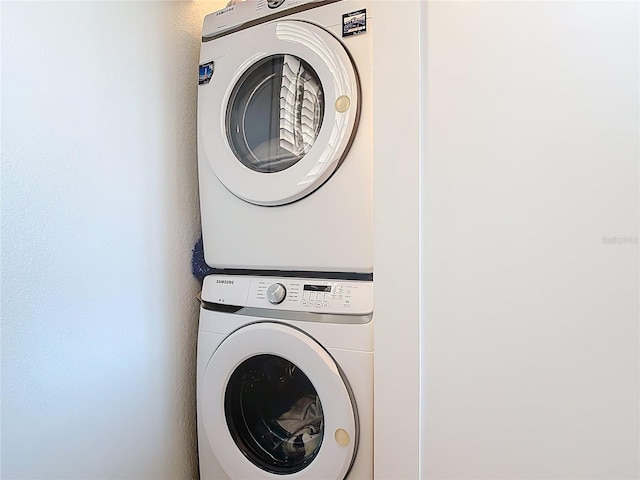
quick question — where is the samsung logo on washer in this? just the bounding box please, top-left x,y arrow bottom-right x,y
216,279 -> 235,285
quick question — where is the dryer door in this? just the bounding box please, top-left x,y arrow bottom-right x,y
198,20 -> 360,206
200,322 -> 358,479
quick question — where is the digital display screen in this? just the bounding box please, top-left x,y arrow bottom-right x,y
303,285 -> 331,292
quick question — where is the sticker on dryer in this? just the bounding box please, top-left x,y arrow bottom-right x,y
199,62 -> 214,85
342,9 -> 366,37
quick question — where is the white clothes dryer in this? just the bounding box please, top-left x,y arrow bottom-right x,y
197,0 -> 373,276
197,274 -> 373,479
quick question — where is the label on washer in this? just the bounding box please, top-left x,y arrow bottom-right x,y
199,62 -> 214,85
342,9 -> 366,38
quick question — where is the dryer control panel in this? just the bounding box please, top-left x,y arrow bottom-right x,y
202,0 -> 339,40
202,275 -> 373,315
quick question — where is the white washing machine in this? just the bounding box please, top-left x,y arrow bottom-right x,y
197,274 -> 373,479
197,0 -> 373,276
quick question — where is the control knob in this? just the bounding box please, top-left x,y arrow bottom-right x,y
266,283 -> 286,304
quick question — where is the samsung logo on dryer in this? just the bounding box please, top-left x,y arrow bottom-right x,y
215,7 -> 234,16
216,279 -> 235,285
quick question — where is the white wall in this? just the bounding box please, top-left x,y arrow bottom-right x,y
372,1 -> 422,478
1,1 -> 224,478
421,1 -> 639,478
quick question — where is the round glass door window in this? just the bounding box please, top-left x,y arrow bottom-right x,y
224,354 -> 324,474
226,54 -> 325,174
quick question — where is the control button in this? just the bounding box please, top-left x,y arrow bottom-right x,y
266,283 -> 286,304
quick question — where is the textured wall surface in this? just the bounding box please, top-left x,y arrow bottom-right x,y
1,1 -> 224,478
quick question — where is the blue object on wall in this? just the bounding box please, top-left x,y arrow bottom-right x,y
192,235 -> 215,281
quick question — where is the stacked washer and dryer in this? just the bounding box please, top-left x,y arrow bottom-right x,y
196,1 -> 373,478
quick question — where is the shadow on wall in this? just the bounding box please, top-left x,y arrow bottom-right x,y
1,1 -> 225,479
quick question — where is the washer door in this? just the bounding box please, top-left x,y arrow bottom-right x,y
200,322 -> 358,479
198,20 -> 360,206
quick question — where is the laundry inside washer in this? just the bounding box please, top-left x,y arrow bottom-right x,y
224,354 -> 324,473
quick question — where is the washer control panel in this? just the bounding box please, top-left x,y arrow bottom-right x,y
202,275 -> 373,315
